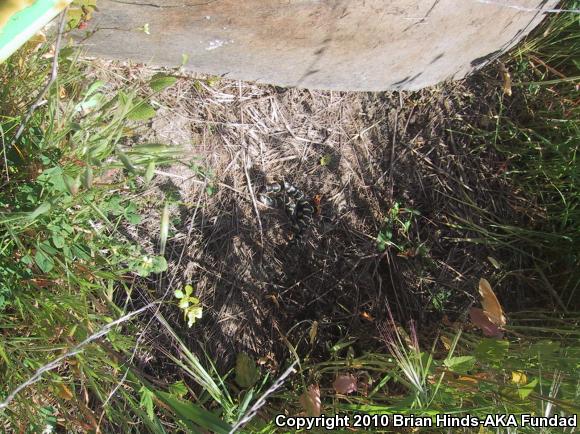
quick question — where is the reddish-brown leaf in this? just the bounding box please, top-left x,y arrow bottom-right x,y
299,384 -> 321,417
333,374 -> 358,395
469,307 -> 503,338
478,278 -> 506,327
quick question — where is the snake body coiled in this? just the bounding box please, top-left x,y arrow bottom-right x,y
258,181 -> 314,242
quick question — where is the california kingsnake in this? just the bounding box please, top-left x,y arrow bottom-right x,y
258,181 -> 314,242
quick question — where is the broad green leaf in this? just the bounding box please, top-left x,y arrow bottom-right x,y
35,249 -> 54,273
443,356 -> 476,374
28,202 -> 52,220
128,101 -> 156,121
38,167 -> 66,192
52,233 -> 66,249
76,93 -> 105,113
168,381 -> 188,398
516,378 -> 538,400
123,204 -> 142,224
151,256 -> 167,273
376,230 -> 392,251
174,289 -> 185,299
62,246 -> 72,260
39,241 -> 58,256
235,353 -> 260,388
139,386 -> 155,420
21,255 -> 34,265
72,244 -> 91,261
149,74 -> 177,92
475,338 -> 509,365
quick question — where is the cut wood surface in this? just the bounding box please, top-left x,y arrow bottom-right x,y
74,0 -> 558,91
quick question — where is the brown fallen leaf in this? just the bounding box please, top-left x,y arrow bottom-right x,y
299,384 -> 321,417
457,376 -> 479,385
498,62 -> 512,97
469,307 -> 503,338
440,335 -> 452,351
360,311 -> 374,322
309,321 -> 318,345
478,278 -> 506,327
24,31 -> 46,52
57,383 -> 74,400
333,374 -> 358,395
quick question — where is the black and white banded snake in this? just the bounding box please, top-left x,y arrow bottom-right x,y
258,181 -> 314,243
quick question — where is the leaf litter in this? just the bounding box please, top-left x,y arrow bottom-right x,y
87,59 -> 547,375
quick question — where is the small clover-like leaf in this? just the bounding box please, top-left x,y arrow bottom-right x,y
184,284 -> 194,296
174,289 -> 185,299
186,307 -> 203,327
168,381 -> 188,398
179,299 -> 190,310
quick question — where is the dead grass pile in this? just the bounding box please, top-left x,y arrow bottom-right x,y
90,60 -> 537,368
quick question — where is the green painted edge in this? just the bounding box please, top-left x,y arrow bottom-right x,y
0,0 -> 72,63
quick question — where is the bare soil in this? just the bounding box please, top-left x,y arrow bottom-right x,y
90,60 -> 539,370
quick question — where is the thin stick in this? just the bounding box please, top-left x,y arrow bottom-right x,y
7,8 -> 69,152
388,93 -> 403,200
0,302 -> 157,411
0,126 -> 8,181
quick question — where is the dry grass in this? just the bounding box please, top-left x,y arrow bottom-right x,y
87,59 -> 540,369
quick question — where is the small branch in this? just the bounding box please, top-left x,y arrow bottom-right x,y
7,8 -> 69,153
0,302 -> 157,411
0,126 -> 8,181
